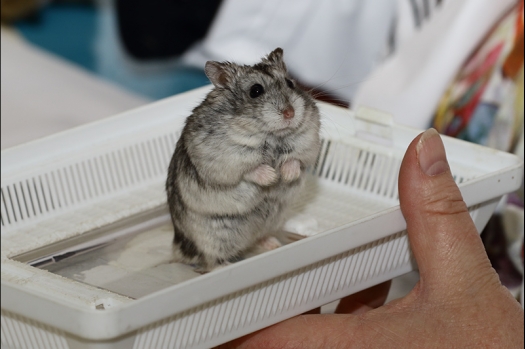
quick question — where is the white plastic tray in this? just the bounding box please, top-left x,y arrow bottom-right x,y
1,86 -> 523,349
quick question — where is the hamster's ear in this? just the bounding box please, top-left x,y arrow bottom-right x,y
205,61 -> 232,88
266,48 -> 286,70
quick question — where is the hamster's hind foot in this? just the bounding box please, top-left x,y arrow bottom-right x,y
257,235 -> 283,251
194,260 -> 232,274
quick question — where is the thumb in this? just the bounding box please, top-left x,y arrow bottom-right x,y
398,129 -> 499,298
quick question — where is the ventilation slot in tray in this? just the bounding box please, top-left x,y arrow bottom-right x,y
313,139 -> 402,200
1,132 -> 180,230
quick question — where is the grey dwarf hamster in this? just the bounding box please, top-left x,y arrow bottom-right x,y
166,48 -> 321,272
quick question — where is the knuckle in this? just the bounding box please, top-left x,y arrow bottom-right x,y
421,182 -> 468,216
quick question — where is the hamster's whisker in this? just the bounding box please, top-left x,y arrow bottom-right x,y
318,109 -> 355,140
310,78 -> 370,98
304,72 -> 385,108
311,94 -> 351,106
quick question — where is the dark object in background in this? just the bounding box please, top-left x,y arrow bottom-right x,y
116,0 -> 223,60
1,0 -> 40,22
481,214 -> 523,289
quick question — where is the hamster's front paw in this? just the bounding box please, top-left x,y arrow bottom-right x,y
281,159 -> 302,182
244,164 -> 278,186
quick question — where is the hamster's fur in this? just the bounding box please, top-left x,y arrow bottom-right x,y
166,48 -> 321,272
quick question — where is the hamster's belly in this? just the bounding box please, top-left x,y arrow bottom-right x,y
183,176 -> 304,259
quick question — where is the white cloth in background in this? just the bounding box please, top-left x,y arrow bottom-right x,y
182,0 -> 397,102
353,0 -> 517,129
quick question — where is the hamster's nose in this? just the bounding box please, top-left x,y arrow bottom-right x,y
283,107 -> 295,119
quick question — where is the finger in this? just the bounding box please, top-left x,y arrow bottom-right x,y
398,128 -> 500,297
335,280 -> 391,314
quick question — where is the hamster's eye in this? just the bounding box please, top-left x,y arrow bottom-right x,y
249,84 -> 265,98
285,78 -> 295,89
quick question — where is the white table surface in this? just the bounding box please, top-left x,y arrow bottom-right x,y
1,26 -> 151,150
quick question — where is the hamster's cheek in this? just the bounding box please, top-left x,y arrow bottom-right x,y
260,106 -> 286,131
291,98 -> 306,123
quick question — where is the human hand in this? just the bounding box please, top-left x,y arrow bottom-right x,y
218,128 -> 524,348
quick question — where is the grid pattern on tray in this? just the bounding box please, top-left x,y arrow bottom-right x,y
0,130 -> 179,232
314,139 -> 402,200
1,309 -> 68,349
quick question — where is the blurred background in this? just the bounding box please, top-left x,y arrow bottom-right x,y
1,0 -> 523,304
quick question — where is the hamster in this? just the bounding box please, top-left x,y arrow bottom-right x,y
166,48 -> 321,272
